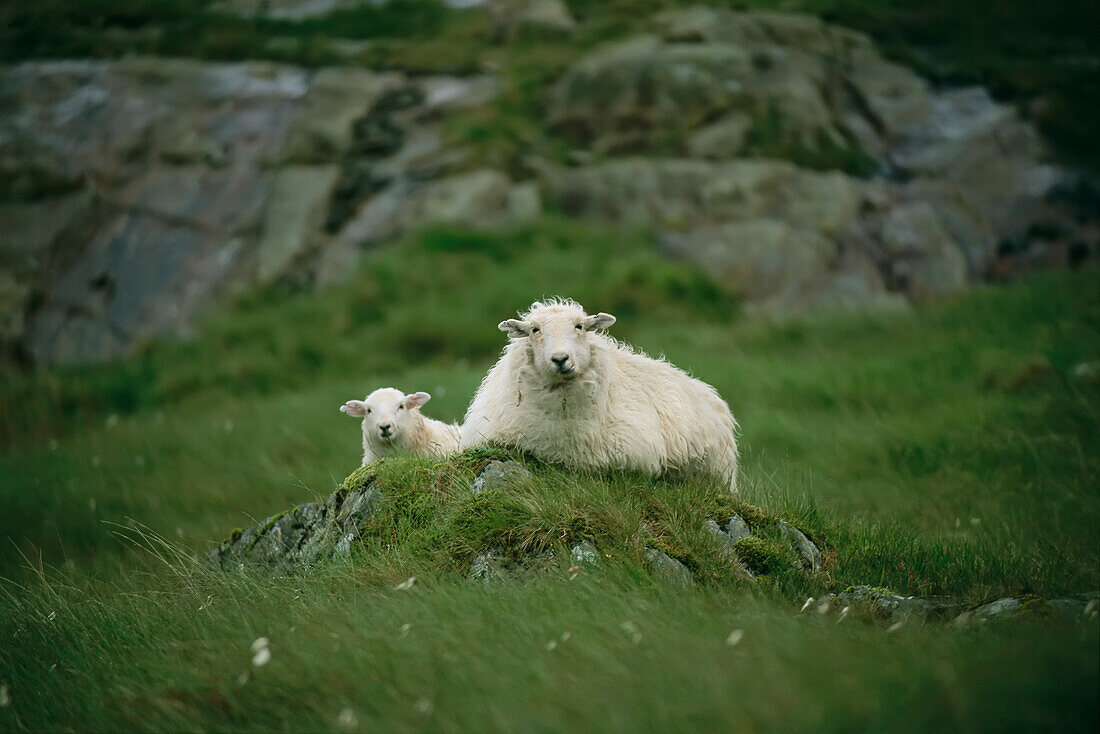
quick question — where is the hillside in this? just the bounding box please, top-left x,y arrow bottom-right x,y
1,228 -> 1097,728
1,2 -> 1098,730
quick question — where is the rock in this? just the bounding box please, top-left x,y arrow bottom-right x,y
491,0 -> 576,39
407,169 -> 540,228
282,68 -> 402,163
211,0 -> 367,19
953,597 -> 1022,627
469,548 -> 506,580
835,585 -> 953,622
1048,599 -> 1087,622
878,201 -> 968,302
540,158 -> 861,237
208,465 -> 381,571
548,8 -> 917,156
845,54 -> 932,140
570,541 -> 599,566
777,521 -> 821,573
661,219 -> 837,306
686,113 -> 751,160
472,460 -> 533,493
0,58 -> 510,364
256,165 -> 341,283
726,515 -> 751,542
645,548 -> 693,588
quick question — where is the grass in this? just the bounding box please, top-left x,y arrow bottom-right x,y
0,217 -> 1097,730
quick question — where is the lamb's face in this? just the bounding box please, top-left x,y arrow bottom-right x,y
340,388 -> 430,444
499,303 -> 616,383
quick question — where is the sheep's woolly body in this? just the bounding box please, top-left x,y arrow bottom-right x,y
461,301 -> 739,491
361,414 -> 460,465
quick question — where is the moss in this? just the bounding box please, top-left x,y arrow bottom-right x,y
227,528 -> 244,545
451,445 -> 533,474
1018,594 -> 1056,620
246,510 -> 289,551
732,503 -> 774,531
338,464 -> 378,494
733,536 -> 786,576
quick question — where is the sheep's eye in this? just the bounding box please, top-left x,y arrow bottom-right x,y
531,326 -> 540,334
398,404 -> 405,410
575,323 -> 583,330
366,408 -> 372,414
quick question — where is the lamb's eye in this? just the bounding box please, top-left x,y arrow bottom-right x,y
366,408 -> 372,414
398,404 -> 405,410
575,323 -> 583,330
531,326 -> 540,334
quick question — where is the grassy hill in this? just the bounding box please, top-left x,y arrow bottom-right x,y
1,220 -> 1097,730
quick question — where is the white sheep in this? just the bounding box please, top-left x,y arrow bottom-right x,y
340,387 -> 460,465
460,299 -> 740,492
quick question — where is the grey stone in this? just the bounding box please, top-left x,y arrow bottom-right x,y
645,548 -> 693,588
408,169 -> 540,228
472,460 -> 533,493
570,541 -> 600,566
469,549 -> 506,581
209,468 -> 381,571
878,201 -> 968,302
686,113 -> 751,160
726,515 -> 751,542
777,521 -> 821,573
953,597 -> 1022,627
1048,599 -> 1087,622
255,165 -> 341,283
837,585 -> 952,622
661,219 -> 837,307
491,0 -> 576,38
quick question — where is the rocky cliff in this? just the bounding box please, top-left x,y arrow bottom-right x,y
1,6 -> 1093,365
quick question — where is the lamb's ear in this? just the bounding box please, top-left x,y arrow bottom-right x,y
340,400 -> 368,417
498,319 -> 531,338
583,312 -> 616,331
405,391 -> 431,409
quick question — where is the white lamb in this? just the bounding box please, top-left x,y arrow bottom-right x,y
340,388 -> 460,465
460,299 -> 740,492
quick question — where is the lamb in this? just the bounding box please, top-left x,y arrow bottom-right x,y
460,298 -> 740,492
340,388 -> 460,465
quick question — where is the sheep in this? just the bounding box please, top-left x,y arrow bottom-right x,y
460,298 -> 740,492
340,388 -> 460,465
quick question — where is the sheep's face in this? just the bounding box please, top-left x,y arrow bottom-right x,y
340,388 -> 430,444
499,303 -> 616,383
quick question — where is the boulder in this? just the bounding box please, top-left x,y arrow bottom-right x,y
878,201 -> 969,302
777,521 -> 822,573
209,465 -> 382,571
645,548 -> 693,588
661,220 -> 836,306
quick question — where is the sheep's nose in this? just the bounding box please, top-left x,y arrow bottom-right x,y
551,354 -> 569,367
379,424 -> 392,434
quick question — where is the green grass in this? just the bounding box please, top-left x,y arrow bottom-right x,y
0,218 -> 1097,730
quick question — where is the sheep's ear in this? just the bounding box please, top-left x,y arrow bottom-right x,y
405,391 -> 431,409
498,319 -> 531,338
583,312 -> 616,331
341,400 -> 368,417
